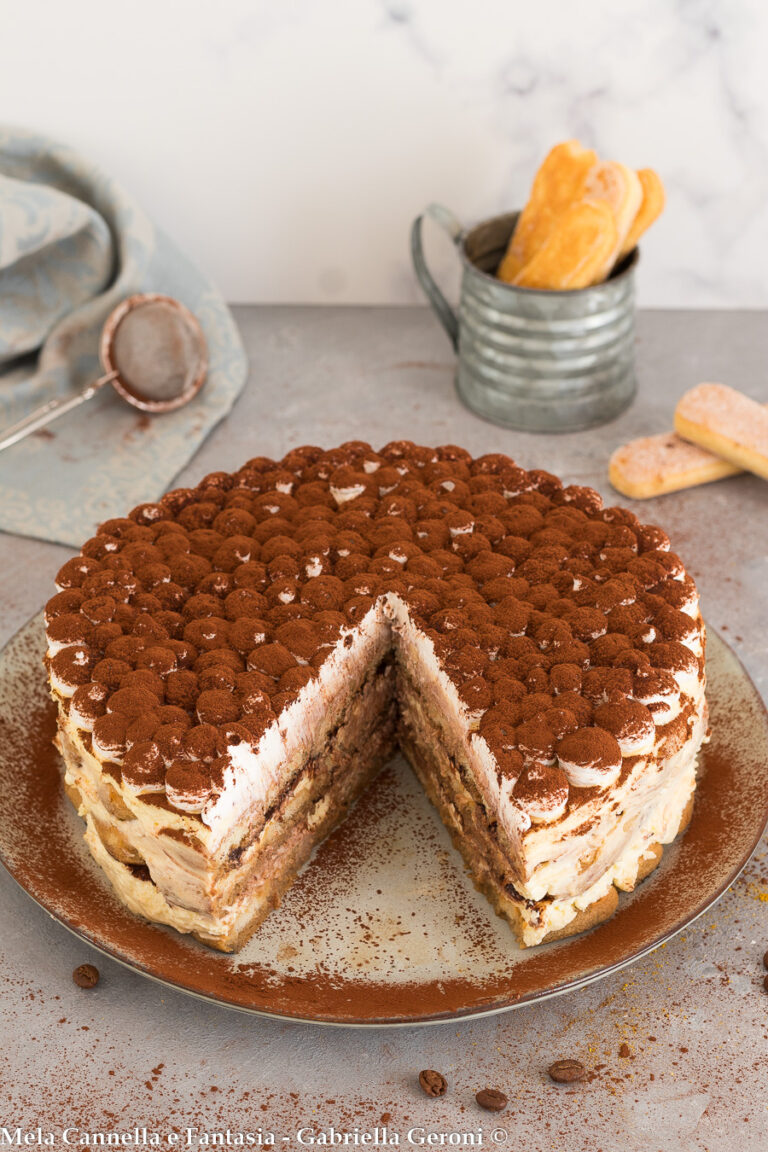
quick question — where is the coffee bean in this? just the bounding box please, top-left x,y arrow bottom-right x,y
475,1088 -> 507,1112
72,963 -> 99,989
763,949 -> 768,972
418,1069 -> 447,1097
548,1059 -> 586,1084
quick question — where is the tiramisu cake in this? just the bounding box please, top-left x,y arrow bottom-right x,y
45,442 -> 708,951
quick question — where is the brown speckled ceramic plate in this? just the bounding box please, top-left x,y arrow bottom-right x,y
1,614 -> 766,1027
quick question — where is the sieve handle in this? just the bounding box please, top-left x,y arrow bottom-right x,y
0,371 -> 117,453
410,203 -> 463,351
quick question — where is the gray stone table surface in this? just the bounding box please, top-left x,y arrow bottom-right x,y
1,306 -> 767,1152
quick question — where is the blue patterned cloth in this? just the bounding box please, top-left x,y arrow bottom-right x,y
0,126 -> 247,546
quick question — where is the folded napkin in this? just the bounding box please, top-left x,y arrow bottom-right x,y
0,126 -> 247,547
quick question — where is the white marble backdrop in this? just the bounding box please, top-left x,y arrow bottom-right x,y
1,0 -> 766,307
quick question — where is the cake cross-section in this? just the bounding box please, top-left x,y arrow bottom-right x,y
45,441 -> 708,951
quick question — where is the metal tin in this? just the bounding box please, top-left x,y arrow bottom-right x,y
411,204 -> 638,432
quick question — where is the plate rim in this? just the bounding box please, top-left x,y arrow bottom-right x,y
1,612 -> 766,1028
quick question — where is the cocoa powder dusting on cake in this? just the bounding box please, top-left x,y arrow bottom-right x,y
44,441 -> 705,829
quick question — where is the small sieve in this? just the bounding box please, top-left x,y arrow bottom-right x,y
0,293 -> 208,452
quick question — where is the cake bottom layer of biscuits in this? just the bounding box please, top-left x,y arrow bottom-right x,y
397,667 -> 702,947
57,663 -> 398,950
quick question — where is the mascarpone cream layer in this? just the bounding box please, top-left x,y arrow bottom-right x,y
518,735 -> 697,945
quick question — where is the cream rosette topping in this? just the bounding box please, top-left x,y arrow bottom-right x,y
514,761 -> 570,824
593,699 -> 656,757
556,728 -> 623,789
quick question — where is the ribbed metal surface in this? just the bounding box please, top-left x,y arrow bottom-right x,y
413,208 -> 638,433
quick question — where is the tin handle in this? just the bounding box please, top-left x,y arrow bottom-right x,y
411,203 -> 463,351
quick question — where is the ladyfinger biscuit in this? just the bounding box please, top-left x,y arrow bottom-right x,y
583,160 -> 642,280
609,430 -> 742,499
498,140 -> 597,283
512,199 -> 617,291
620,168 -> 665,258
675,383 -> 768,481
